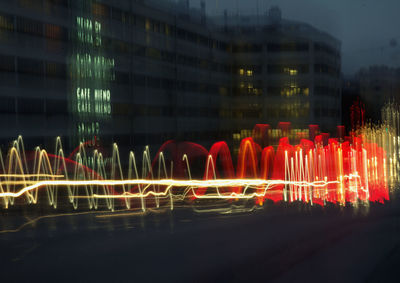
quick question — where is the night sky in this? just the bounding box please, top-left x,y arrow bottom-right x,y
188,0 -> 400,75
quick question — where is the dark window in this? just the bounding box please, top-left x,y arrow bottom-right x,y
46,99 -> 68,115
45,61 -> 66,78
161,78 -> 174,89
314,43 -> 339,57
314,64 -> 339,76
232,44 -> 262,53
0,97 -> 16,113
18,57 -> 43,75
112,7 -> 122,22
115,71 -> 130,84
147,76 -> 160,89
267,42 -> 309,52
0,55 -> 15,72
177,28 -> 186,40
18,98 -> 44,114
44,0 -> 69,7
133,74 -> 146,87
17,17 -> 43,36
267,87 -> 283,96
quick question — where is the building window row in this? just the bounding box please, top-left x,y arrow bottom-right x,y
267,64 -> 309,74
267,42 -> 309,52
314,64 -> 340,77
0,12 -> 14,31
89,1 -> 229,52
265,102 -> 310,118
314,108 -> 339,118
235,65 -> 262,76
132,74 -> 229,95
233,83 -> 263,96
267,86 -> 309,97
314,42 -> 340,58
14,57 -> 67,78
314,86 -> 340,97
3,97 -> 67,115
231,43 -> 262,53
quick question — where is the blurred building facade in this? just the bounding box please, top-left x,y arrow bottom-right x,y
0,1 -> 341,152
213,7 -> 341,143
356,66 -> 400,121
341,76 -> 362,130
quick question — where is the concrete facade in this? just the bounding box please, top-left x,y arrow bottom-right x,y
0,1 -> 341,152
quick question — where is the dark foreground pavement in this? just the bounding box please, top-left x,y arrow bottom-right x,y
1,201 -> 400,282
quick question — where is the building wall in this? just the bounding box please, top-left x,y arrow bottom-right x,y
217,12 -> 341,144
0,1 -> 341,153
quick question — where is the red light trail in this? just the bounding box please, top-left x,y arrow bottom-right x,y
0,120 -> 396,213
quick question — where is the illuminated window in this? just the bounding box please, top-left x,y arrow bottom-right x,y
239,68 -> 244,75
92,3 -> 108,18
0,14 -> 14,31
165,24 -> 170,36
45,24 -> 61,39
246,69 -> 253,76
253,88 -> 262,96
247,83 -> 253,93
145,19 -> 151,31
283,67 -> 298,75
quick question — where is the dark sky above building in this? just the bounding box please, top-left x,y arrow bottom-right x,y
188,0 -> 400,75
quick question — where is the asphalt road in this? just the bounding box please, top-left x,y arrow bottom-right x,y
1,201 -> 400,282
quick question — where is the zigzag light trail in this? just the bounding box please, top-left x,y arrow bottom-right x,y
0,135 -> 392,211
1,103 -> 399,212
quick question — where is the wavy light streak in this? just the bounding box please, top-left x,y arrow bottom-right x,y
2,102 -> 400,212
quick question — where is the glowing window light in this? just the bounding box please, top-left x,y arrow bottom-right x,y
145,19 -> 151,31
72,15 -> 114,143
165,24 -> 170,36
284,67 -> 298,76
0,15 -> 14,31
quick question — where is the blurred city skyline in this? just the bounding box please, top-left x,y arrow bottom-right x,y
189,0 -> 400,75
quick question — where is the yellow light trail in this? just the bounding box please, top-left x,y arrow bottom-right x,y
0,176 -> 360,200
0,174 -> 64,178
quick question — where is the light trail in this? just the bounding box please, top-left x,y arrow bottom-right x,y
0,174 -> 64,178
0,178 -> 346,198
1,103 -> 399,212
